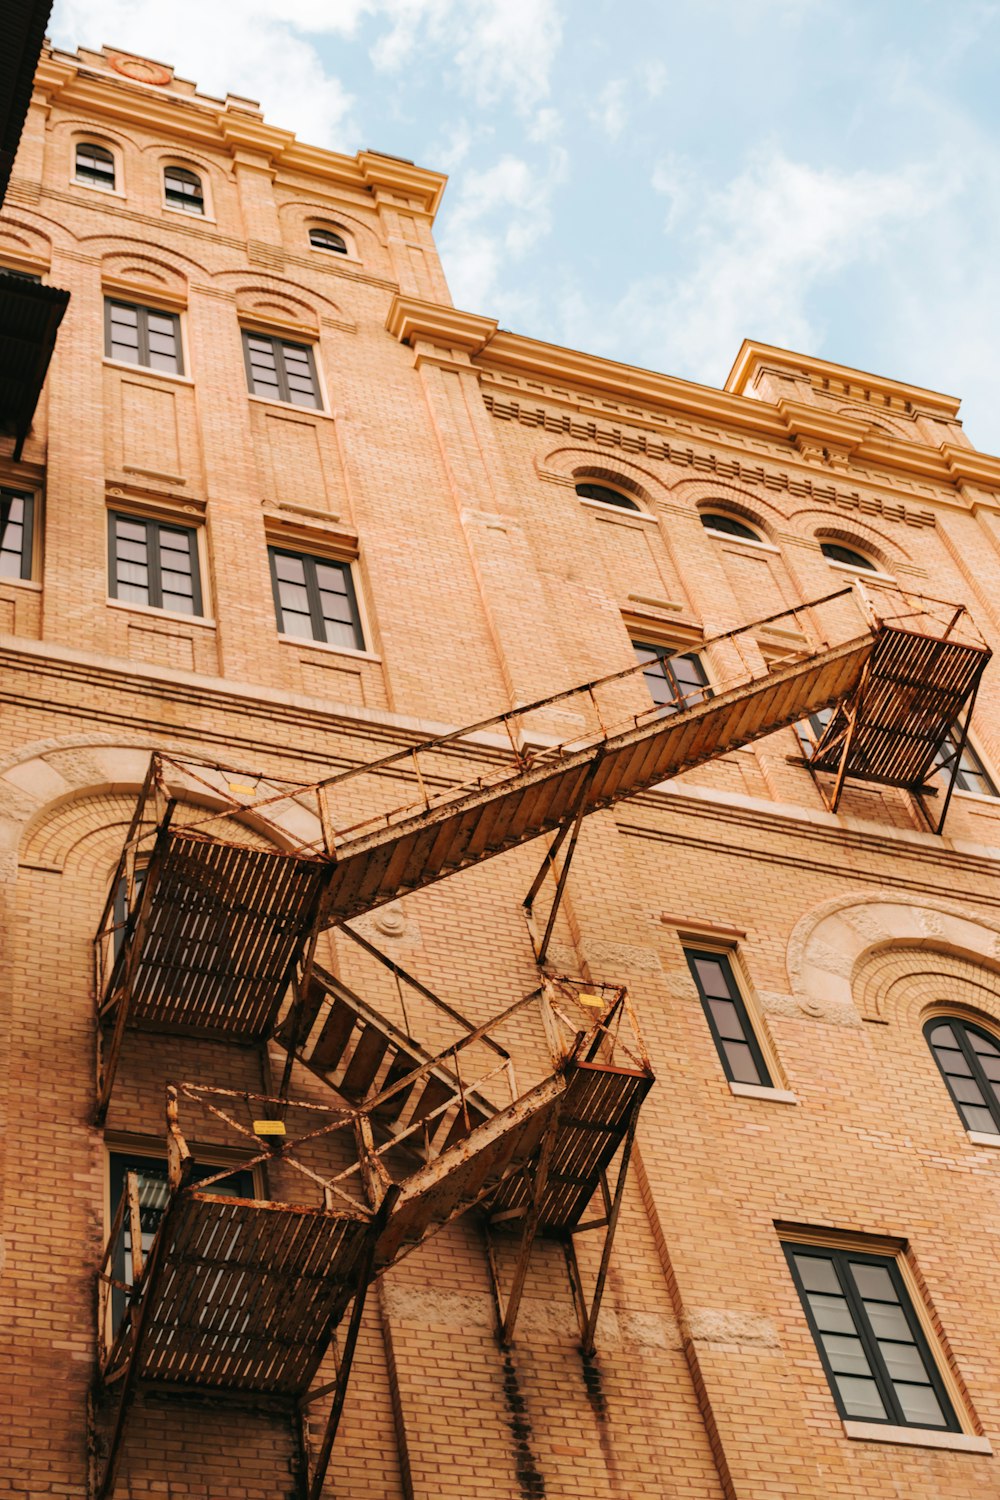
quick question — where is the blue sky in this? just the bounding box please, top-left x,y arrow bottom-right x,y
50,0 -> 1000,452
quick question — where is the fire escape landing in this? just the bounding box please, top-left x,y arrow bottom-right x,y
89,583 -> 990,1499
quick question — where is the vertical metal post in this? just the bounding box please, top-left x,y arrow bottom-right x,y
581,1101 -> 642,1356
933,677 -> 982,835
305,1188 -> 399,1500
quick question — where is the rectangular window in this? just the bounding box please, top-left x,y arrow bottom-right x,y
243,331 -> 320,408
684,947 -> 771,1087
108,1152 -> 254,1331
108,513 -> 202,615
105,299 -> 183,375
934,726 -> 997,798
633,641 -> 710,713
268,547 -> 363,649
783,1242 -> 960,1432
0,489 -> 34,580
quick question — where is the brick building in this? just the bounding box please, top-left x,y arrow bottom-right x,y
3,35 -> 1000,1500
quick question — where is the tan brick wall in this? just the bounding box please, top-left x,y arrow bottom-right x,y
3,40 -> 1000,1500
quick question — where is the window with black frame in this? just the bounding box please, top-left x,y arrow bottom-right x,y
164,165 -> 205,215
75,141 -> 116,191
633,641 -> 711,714
925,1016 -> 1000,1135
105,299 -> 183,375
268,547 -> 364,649
783,1241 -> 960,1432
107,1153 -> 255,1332
108,513 -> 202,615
309,227 -> 348,254
932,726 -> 997,798
242,331 -> 320,408
0,489 -> 34,580
683,947 -> 772,1087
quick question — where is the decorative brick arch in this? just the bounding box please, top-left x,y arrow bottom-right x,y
0,738 -> 321,866
852,945 -> 1000,1035
786,891 -> 1000,1023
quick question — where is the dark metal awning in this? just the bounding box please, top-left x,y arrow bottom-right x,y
0,273 -> 68,458
0,0 -> 53,206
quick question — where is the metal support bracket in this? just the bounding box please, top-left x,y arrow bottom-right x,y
561,1096 -> 642,1356
523,754 -> 604,969
483,1108 -> 561,1346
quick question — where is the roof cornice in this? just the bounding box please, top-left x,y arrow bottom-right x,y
31,52 -> 448,218
726,338 -> 962,418
386,296 -> 1000,504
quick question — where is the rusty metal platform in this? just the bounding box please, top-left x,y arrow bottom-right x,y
810,624 -> 989,789
484,1060 -> 652,1231
103,835 -> 326,1041
110,1193 -> 372,1394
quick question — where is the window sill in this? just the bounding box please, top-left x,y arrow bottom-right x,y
278,633 -> 379,663
728,1081 -> 797,1104
163,205 -> 217,225
103,359 -> 194,387
71,178 -> 126,200
0,575 -> 41,592
248,395 -> 332,420
952,788 -> 1000,807
842,1421 -> 990,1454
825,559 -> 896,584
967,1130 -> 1000,1148
704,529 -> 779,554
579,496 -> 658,525
107,599 -> 216,629
310,249 -> 363,267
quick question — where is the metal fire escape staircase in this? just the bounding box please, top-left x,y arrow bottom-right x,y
89,582 -> 991,1500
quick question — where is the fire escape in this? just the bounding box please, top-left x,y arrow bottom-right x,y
89,582 -> 990,1498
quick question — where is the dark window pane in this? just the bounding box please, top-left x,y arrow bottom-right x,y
895,1384 -> 947,1428
849,1264 -> 896,1302
310,228 -> 348,253
575,481 -> 638,511
164,166 -> 204,214
0,489 -> 32,580
700,512 -> 760,541
793,1255 -> 841,1296
785,1243 -> 959,1432
821,541 -> 876,571
692,958 -> 731,1000
708,997 -> 745,1041
722,1040 -> 762,1085
926,1016 -> 1000,1134
835,1376 -> 888,1422
76,143 -> 116,189
110,514 -> 201,615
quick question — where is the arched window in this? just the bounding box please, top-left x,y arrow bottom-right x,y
576,481 -> 639,512
75,142 -> 116,192
820,541 -> 878,572
925,1016 -> 1000,1135
164,165 -> 205,215
700,512 -> 761,542
309,227 -> 348,255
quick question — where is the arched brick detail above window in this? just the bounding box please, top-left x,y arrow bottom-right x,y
785,891 -> 1000,1024
0,738 -> 321,865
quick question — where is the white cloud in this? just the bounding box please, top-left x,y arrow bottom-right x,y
51,0 -> 361,146
589,79 -> 627,140
592,149 -> 945,382
51,0 -> 564,148
370,0 -> 563,114
438,150 -> 564,312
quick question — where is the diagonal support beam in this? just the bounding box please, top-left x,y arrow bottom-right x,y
524,753 -> 604,969
484,1105 -> 561,1346
304,1185 -> 399,1500
561,1096 -> 643,1357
